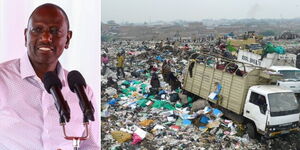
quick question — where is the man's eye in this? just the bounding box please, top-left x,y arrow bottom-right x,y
50,28 -> 60,34
32,27 -> 42,33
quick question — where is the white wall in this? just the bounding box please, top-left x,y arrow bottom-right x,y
0,1 -> 100,101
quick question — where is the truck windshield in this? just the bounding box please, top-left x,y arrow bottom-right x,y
279,70 -> 300,80
268,92 -> 300,117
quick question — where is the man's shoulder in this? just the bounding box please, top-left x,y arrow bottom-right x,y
0,59 -> 20,72
0,59 -> 20,84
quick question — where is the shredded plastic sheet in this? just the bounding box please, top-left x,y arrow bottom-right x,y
152,100 -> 175,110
136,99 -> 149,107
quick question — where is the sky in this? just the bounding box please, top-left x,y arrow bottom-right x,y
102,0 -> 300,23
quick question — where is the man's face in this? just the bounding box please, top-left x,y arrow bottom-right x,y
24,6 -> 72,66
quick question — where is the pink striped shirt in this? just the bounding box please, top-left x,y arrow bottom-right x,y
0,54 -> 99,150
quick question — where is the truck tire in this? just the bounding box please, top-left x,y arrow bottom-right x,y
246,122 -> 257,139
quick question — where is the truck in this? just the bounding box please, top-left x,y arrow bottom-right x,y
183,54 -> 300,139
237,50 -> 300,98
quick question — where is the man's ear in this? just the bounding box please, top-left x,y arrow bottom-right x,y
65,31 -> 72,49
24,28 -> 28,47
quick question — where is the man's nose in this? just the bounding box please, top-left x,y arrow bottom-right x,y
40,31 -> 52,42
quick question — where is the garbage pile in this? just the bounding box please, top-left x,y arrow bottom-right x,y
272,40 -> 300,54
101,40 -> 300,150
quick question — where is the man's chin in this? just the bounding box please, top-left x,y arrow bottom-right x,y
32,58 -> 57,66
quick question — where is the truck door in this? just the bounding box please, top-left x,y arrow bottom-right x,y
244,91 -> 268,132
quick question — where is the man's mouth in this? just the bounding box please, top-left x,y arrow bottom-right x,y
39,47 -> 51,51
37,47 -> 54,52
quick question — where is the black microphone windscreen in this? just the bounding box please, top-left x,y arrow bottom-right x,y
67,70 -> 86,92
43,71 -> 62,93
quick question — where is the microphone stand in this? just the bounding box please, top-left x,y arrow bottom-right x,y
61,121 -> 90,150
59,114 -> 90,150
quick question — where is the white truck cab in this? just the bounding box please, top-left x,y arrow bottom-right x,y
269,66 -> 300,94
244,85 -> 300,137
237,50 -> 300,98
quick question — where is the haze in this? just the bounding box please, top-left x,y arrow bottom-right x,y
102,0 -> 300,23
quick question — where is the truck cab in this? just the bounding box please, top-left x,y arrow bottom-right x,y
237,49 -> 300,97
269,66 -> 300,96
244,85 -> 300,138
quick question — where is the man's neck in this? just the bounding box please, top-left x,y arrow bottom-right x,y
31,62 -> 58,81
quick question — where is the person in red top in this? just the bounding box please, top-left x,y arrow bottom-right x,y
184,44 -> 190,50
101,53 -> 109,75
101,53 -> 109,67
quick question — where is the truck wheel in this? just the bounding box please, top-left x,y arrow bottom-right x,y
246,122 -> 257,139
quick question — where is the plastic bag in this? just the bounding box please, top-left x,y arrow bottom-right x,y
137,99 -> 149,107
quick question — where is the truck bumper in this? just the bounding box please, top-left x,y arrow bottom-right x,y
265,127 -> 300,138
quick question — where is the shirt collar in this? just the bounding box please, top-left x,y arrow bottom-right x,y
20,53 -> 66,87
56,62 -> 66,87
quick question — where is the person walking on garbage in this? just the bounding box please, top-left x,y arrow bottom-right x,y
129,54 -> 134,68
150,72 -> 160,89
162,60 -> 171,83
116,52 -> 125,79
101,53 -> 109,75
168,72 -> 181,91
101,53 -> 109,67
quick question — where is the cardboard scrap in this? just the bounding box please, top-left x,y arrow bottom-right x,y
206,120 -> 221,128
139,119 -> 154,127
111,131 -> 132,143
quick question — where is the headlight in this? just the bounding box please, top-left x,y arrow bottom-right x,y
293,123 -> 298,128
269,128 -> 276,131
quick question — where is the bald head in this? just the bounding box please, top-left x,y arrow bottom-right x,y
24,3 -> 73,77
28,3 -> 70,30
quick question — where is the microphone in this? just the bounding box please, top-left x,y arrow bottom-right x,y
67,70 -> 95,122
43,71 -> 70,123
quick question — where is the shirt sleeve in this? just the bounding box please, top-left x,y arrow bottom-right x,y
79,85 -> 100,149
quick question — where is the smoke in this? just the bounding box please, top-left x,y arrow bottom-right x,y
247,3 -> 261,18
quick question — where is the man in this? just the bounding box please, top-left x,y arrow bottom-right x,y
101,53 -> 109,67
168,72 -> 181,91
0,3 -> 99,150
150,72 -> 160,94
162,60 -> 171,83
116,52 -> 125,79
